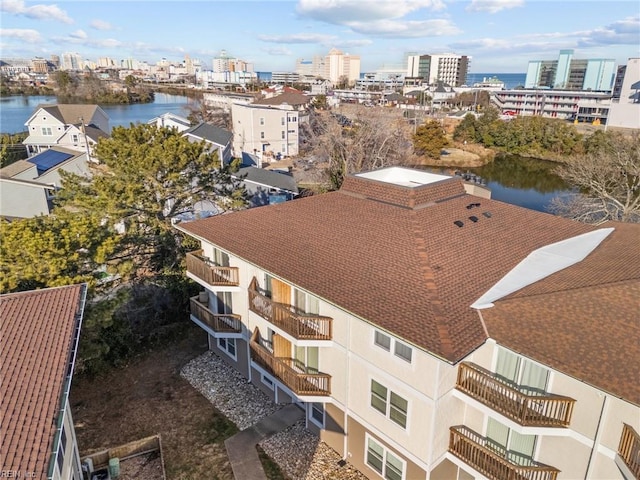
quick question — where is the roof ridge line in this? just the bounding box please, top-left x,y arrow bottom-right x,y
497,277 -> 640,303
408,214 -> 455,359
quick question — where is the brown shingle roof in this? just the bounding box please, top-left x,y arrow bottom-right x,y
482,223 -> 640,405
178,174 -> 597,363
38,104 -> 102,125
0,284 -> 86,476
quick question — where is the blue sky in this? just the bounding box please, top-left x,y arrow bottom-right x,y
1,0 -> 639,73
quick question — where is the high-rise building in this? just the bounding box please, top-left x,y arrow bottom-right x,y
60,52 -> 83,70
525,50 -> 616,91
295,49 -> 360,85
607,57 -> 640,128
405,53 -> 469,87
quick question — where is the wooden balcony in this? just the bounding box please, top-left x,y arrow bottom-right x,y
186,250 -> 239,287
250,328 -> 331,396
248,277 -> 332,341
618,423 -> 640,479
456,362 -> 575,427
449,426 -> 559,480
190,297 -> 241,334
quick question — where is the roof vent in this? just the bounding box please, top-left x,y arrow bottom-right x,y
482,211 -> 492,218
454,220 -> 464,228
466,202 -> 481,209
469,216 -> 479,223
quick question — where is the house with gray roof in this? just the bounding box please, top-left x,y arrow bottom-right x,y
148,112 -> 192,132
233,166 -> 299,206
183,122 -> 233,164
23,104 -> 109,158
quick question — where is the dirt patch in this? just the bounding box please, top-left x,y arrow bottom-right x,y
71,323 -> 236,480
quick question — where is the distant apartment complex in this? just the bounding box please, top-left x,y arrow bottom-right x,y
406,53 -> 470,87
176,166 -> 640,480
195,50 -> 257,87
525,49 -> 616,91
295,48 -> 361,85
492,57 -> 640,128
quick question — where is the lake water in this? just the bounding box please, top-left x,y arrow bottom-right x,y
0,94 -> 571,213
0,93 -> 198,134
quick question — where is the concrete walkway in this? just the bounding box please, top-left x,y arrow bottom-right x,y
225,403 -> 304,480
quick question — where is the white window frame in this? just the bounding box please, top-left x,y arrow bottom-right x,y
42,127 -> 52,136
261,373 -> 274,390
259,117 -> 265,126
365,434 -> 406,480
217,337 -> 237,360
370,379 -> 408,429
309,402 -> 325,428
373,330 -> 412,363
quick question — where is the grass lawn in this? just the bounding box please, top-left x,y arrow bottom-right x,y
71,321 -> 286,479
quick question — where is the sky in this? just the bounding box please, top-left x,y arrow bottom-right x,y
1,0 -> 639,73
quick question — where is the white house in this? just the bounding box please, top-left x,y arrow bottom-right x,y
23,104 -> 109,157
182,122 -> 234,165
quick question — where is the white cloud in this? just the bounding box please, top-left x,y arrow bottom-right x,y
0,28 -> 42,43
297,0 -> 445,24
577,16 -> 640,47
258,33 -> 336,44
261,46 -> 294,56
1,0 -> 73,24
336,39 -> 373,48
348,19 -> 461,38
90,20 -> 115,31
466,0 -> 524,14
69,30 -> 88,40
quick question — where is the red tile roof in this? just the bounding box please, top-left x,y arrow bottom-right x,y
482,222 -> 640,405
178,174 -> 600,363
1,284 -> 86,477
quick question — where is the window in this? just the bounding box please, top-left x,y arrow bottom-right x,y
263,273 -> 273,298
261,374 -> 274,390
366,435 -> 405,480
495,347 -> 549,395
56,426 -> 67,473
374,331 -> 391,351
260,131 -> 265,139
394,341 -> 412,363
281,117 -> 285,125
281,131 -> 285,139
294,288 -> 319,314
486,418 -> 536,466
72,134 -> 79,144
310,402 -> 324,427
218,338 -> 236,358
216,291 -> 233,315
259,117 -> 265,125
294,346 -> 319,373
370,380 -> 408,428
374,330 -> 412,363
41,127 -> 52,135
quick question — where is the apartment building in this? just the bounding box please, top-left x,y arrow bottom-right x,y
295,49 -> 361,86
406,53 -> 470,87
1,284 -> 88,480
176,167 -> 640,480
525,50 -> 616,91
230,92 -> 310,159
607,57 -> 640,129
491,89 -> 611,120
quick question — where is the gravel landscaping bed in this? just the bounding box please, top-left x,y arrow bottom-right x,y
181,351 -> 367,480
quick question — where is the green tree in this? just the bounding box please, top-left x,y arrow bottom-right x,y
0,210 -> 119,293
413,120 -> 448,159
313,94 -> 328,110
56,124 -> 248,281
453,113 -> 478,143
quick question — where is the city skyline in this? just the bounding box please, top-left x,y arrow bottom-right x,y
1,0 -> 639,73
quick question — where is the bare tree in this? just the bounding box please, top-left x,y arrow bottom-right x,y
186,102 -> 231,129
301,107 -> 417,189
549,132 -> 640,224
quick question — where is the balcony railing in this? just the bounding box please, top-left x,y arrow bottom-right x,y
449,426 -> 559,480
618,423 -> 640,479
248,277 -> 332,341
456,362 -> 575,427
190,297 -> 241,334
250,328 -> 331,396
186,250 -> 239,287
